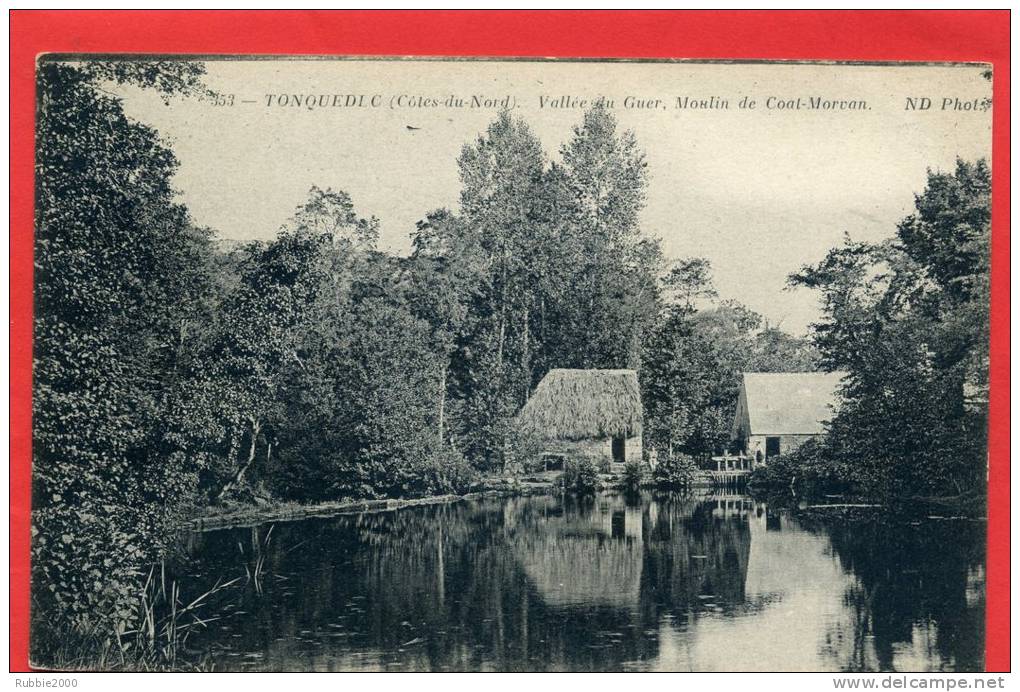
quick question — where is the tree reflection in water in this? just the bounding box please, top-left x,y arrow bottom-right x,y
174,492 -> 984,671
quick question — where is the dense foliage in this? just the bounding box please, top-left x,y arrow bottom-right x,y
559,458 -> 602,495
747,439 -> 847,491
622,461 -> 644,492
651,454 -> 700,489
789,160 -> 990,498
33,60 -> 216,657
32,58 -> 989,665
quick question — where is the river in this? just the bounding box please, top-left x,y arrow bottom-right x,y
173,491 -> 985,671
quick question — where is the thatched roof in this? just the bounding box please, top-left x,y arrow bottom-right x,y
740,372 -> 846,435
517,369 -> 642,440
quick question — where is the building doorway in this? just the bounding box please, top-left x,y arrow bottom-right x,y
612,436 -> 626,464
765,436 -> 781,458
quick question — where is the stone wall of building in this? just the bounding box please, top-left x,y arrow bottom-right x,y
746,433 -> 818,464
539,434 -> 643,470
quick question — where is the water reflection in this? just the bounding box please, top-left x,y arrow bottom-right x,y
174,491 -> 985,671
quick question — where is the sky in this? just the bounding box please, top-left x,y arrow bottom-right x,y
116,59 -> 992,336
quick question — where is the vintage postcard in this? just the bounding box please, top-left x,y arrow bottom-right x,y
28,56 -> 992,672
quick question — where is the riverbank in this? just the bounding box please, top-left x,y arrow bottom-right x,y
184,468 -> 657,532
185,477 -> 558,532
185,475 -> 986,532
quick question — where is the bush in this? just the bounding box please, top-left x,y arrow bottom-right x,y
418,446 -> 480,495
652,453 -> 700,489
747,455 -> 794,489
502,421 -> 544,476
270,432 -> 479,502
622,461 -> 643,492
559,457 -> 601,495
747,438 -> 847,491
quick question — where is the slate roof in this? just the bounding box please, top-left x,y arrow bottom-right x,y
741,372 -> 846,435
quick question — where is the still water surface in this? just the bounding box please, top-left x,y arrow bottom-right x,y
176,492 -> 985,671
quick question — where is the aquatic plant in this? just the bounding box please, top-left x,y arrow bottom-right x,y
241,525 -> 273,594
119,563 -> 239,668
33,561 -> 237,671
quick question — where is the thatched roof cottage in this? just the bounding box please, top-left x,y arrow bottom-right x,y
517,369 -> 643,471
731,371 -> 846,464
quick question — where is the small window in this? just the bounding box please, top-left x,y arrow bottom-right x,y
765,436 -> 781,457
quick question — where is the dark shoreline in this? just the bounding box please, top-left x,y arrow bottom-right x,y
185,481 -> 557,532
184,479 -> 986,532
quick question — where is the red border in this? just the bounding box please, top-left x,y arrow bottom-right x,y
9,10 -> 1010,673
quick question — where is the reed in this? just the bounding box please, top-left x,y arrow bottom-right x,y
240,524 -> 274,594
118,562 -> 239,669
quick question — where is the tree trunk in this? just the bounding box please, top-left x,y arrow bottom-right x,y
540,297 -> 546,345
218,418 -> 261,501
227,428 -> 241,468
438,361 -> 447,445
522,307 -> 531,402
497,298 -> 507,369
496,260 -> 508,368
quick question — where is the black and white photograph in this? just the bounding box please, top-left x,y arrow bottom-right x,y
30,56 -> 992,672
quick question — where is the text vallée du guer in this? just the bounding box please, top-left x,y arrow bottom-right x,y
210,92 -> 990,113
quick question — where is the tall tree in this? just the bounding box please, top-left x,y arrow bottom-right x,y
403,209 -> 485,446
559,105 -> 657,369
453,112 -> 548,469
207,187 -> 381,498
